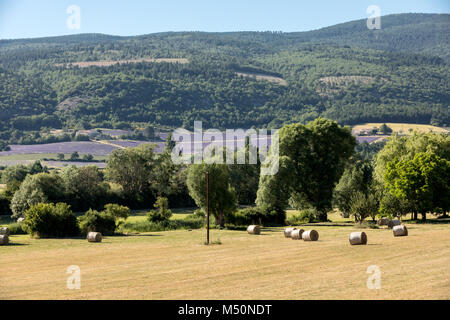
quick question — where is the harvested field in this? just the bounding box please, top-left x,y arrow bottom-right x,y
236,72 -> 288,86
1,220 -> 449,300
56,58 -> 189,68
353,123 -> 449,135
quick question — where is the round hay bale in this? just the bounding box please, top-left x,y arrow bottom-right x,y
291,229 -> 305,240
247,225 -> 261,235
349,232 -> 368,245
87,232 -> 102,243
393,225 -> 408,237
0,227 -> 10,236
302,230 -> 319,242
284,227 -> 297,238
0,234 -> 9,245
377,217 -> 389,226
387,220 -> 401,229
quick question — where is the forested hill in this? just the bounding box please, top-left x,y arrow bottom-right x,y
0,13 -> 449,142
290,13 -> 450,61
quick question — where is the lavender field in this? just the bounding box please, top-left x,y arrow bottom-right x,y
0,141 -> 117,157
0,135 -> 375,168
107,140 -> 165,152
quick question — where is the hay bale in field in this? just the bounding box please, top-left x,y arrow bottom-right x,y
387,220 -> 402,229
87,232 -> 102,243
393,225 -> 408,237
284,227 -> 297,238
0,234 -> 9,245
0,227 -> 9,236
302,230 -> 319,241
377,217 -> 389,226
349,232 -> 367,245
291,229 -> 305,240
247,225 -> 261,235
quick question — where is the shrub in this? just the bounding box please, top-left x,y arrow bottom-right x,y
259,205 -> 286,226
286,209 -> 318,225
78,209 -> 117,236
226,207 -> 263,226
226,206 -> 286,227
349,192 -> 379,223
104,203 -> 130,230
123,214 -> 205,233
193,209 -> 206,219
6,222 -> 27,235
104,204 -> 130,220
147,196 -> 172,223
24,203 -> 79,238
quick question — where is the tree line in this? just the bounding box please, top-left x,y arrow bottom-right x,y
1,118 -> 448,237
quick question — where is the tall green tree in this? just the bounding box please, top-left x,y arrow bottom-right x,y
333,160 -> 374,217
106,144 -> 158,204
374,132 -> 450,183
10,173 -> 65,218
60,165 -> 110,211
384,152 -> 450,220
229,144 -> 261,205
256,118 -> 356,221
1,164 -> 29,200
186,162 -> 237,228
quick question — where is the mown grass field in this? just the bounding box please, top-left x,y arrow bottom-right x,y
1,212 -> 449,300
353,123 -> 449,134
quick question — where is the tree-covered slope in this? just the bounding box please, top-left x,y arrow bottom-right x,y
0,13 -> 448,144
0,67 -> 57,125
293,13 -> 450,61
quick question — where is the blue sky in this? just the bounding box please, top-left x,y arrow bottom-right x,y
0,0 -> 449,39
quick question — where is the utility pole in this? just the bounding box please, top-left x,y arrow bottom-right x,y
206,171 -> 210,245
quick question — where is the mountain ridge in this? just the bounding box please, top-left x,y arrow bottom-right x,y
0,13 -> 448,147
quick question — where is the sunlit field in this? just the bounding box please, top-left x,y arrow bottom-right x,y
1,212 -> 449,300
353,123 -> 449,134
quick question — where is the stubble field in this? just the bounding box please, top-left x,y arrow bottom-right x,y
1,219 -> 449,300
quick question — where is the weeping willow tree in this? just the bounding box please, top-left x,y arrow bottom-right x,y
256,118 -> 356,222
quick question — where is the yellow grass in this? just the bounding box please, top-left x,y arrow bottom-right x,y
353,123 -> 449,134
1,220 -> 449,300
